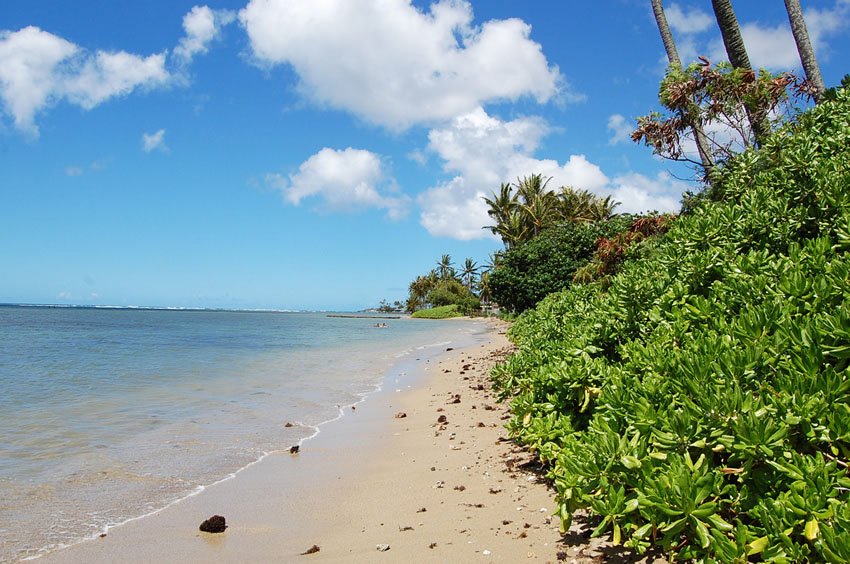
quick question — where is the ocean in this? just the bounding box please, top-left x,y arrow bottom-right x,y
0,305 -> 490,562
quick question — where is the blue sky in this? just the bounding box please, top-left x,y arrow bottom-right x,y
2,0 -> 848,310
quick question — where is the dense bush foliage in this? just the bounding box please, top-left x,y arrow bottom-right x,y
492,87 -> 850,561
489,217 -> 633,313
410,304 -> 462,319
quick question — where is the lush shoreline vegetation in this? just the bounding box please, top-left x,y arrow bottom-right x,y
492,85 -> 850,561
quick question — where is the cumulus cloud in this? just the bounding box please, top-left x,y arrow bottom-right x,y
266,147 -> 410,220
0,5 -> 234,136
722,2 -> 849,70
0,26 -> 169,136
665,3 -> 714,35
142,129 -> 168,153
664,0 -> 849,71
607,114 -> 633,145
239,0 -> 570,130
608,172 -> 684,214
173,5 -> 235,65
417,108 -> 680,239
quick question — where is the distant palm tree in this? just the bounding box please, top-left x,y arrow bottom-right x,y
478,270 -> 492,309
710,0 -> 769,146
784,0 -> 826,102
461,258 -> 479,291
436,254 -> 455,280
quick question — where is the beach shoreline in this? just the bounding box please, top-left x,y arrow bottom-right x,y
38,318 -> 603,563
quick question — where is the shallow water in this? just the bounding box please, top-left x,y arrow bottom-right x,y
0,305 -> 488,562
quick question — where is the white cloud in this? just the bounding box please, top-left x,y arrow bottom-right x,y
608,172 -> 684,214
267,147 -> 410,220
0,5 -> 234,136
607,114 -> 633,145
65,50 -> 169,109
665,3 -> 713,35
174,5 -> 236,65
239,0 -> 569,130
65,165 -> 83,176
142,129 -> 168,153
417,108 -> 680,239
0,26 -> 78,135
667,0 -> 850,71
0,26 -> 169,136
733,1 -> 850,70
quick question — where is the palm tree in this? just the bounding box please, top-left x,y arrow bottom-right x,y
586,195 -> 620,222
514,173 -> 551,204
477,270 -> 492,310
710,0 -> 770,146
494,210 -> 531,249
482,182 -> 517,238
436,254 -> 455,280
784,0 -> 826,102
650,0 -> 715,179
461,258 -> 479,291
521,191 -> 560,236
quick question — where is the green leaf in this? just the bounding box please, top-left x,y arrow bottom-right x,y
621,455 -> 641,470
748,536 -> 769,556
804,518 -> 819,541
693,517 -> 711,549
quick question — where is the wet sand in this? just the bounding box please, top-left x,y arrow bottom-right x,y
42,320 -> 612,563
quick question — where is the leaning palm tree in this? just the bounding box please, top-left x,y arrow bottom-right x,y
784,0 -> 826,102
710,0 -> 770,146
651,0 -> 715,179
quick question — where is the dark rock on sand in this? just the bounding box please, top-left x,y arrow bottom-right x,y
199,515 -> 227,533
301,545 -> 320,555
394,412 -> 407,419
290,445 -> 300,454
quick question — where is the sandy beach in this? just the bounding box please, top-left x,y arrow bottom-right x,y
40,320 -> 609,563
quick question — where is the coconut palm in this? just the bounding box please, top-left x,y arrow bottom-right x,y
436,254 -> 456,281
650,0 -> 714,179
482,182 -> 517,238
784,0 -> 826,102
461,258 -> 479,291
710,0 -> 769,146
477,270 -> 492,309
521,191 -> 560,236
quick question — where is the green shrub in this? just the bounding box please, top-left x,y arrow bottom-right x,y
493,87 -> 850,561
489,217 -> 632,313
411,305 -> 462,319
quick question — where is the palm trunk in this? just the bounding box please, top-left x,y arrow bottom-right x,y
710,0 -> 770,146
651,0 -> 715,180
784,0 -> 826,102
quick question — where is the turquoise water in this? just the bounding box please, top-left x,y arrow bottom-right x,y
0,305 -> 488,561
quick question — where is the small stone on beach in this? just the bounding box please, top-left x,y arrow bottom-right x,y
300,545 -> 320,555
290,445 -> 300,454
394,412 -> 407,418
199,515 -> 227,533
376,543 -> 391,552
